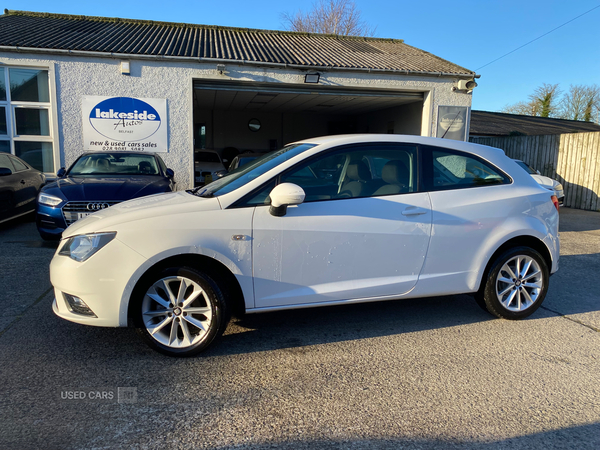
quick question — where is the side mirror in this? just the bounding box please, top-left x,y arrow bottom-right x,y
56,167 -> 66,178
536,170 -> 541,175
165,168 -> 175,179
269,183 -> 305,216
0,167 -> 12,176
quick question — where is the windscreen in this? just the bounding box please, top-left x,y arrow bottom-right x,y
68,153 -> 160,176
195,152 -> 221,163
193,143 -> 316,197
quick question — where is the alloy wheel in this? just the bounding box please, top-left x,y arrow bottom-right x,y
141,276 -> 213,348
495,255 -> 543,312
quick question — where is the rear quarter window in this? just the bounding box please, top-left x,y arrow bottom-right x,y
423,146 -> 510,191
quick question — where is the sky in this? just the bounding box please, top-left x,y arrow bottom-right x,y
7,0 -> 600,113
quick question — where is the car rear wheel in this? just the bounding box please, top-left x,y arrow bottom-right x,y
133,267 -> 229,356
479,247 -> 549,320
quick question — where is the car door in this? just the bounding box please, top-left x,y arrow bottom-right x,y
8,155 -> 39,210
251,143 -> 432,308
0,153 -> 21,221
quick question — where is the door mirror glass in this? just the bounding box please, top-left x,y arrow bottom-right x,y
57,167 -> 66,178
165,168 -> 174,178
269,183 -> 305,216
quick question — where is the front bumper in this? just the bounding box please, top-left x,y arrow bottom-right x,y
36,204 -> 67,238
50,237 -> 147,327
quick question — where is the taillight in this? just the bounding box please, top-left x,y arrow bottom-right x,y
551,195 -> 559,211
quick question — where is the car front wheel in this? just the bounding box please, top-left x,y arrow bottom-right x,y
479,246 -> 549,320
133,267 -> 229,356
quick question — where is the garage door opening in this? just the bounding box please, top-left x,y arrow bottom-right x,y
192,80 -> 424,185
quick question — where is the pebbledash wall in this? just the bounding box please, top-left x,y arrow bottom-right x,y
0,51 -> 472,189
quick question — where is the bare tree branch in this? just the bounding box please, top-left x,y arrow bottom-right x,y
528,83 -> 561,118
281,0 -> 376,37
560,84 -> 600,122
501,100 -> 541,116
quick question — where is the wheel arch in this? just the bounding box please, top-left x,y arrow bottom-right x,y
127,253 -> 246,325
477,235 -> 553,294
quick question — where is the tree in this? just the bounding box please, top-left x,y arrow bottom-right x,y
502,84 -> 560,117
560,84 -> 600,122
531,83 -> 561,118
502,100 -> 540,116
281,0 -> 376,37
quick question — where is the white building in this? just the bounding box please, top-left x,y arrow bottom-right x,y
0,10 -> 477,188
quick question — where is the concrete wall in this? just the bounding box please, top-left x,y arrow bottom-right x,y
0,51 -> 473,189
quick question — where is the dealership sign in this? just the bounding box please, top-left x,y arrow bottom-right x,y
82,96 -> 167,152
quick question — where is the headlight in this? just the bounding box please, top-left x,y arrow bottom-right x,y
555,183 -> 564,191
38,192 -> 63,207
59,232 -> 116,262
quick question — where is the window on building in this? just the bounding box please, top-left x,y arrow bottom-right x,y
0,67 -> 54,173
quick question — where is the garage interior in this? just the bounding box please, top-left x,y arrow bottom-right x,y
193,80 -> 424,172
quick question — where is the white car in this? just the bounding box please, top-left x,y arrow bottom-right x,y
513,159 -> 564,205
50,135 -> 560,356
194,149 -> 226,185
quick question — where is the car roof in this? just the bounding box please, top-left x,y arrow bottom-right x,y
195,149 -> 220,154
290,134 -> 506,157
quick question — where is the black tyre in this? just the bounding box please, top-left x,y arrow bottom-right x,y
478,246 -> 549,320
132,266 -> 230,356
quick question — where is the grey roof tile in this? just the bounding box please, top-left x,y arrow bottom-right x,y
0,10 -> 474,75
470,110 -> 600,136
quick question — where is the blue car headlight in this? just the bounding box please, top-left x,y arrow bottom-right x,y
59,232 -> 116,262
38,192 -> 63,207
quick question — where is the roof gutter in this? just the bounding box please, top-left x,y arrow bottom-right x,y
0,45 -> 479,79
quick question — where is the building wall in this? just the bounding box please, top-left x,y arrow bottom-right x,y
0,51 -> 473,189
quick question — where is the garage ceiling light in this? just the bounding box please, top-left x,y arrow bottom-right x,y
304,74 -> 320,84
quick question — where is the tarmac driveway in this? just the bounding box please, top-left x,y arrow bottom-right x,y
0,208 -> 598,449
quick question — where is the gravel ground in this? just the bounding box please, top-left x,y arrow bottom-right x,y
0,208 -> 598,450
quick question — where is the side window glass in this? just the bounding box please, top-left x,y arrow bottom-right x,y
157,157 -> 167,174
429,148 -> 508,190
233,144 -> 418,208
359,146 -> 417,198
240,180 -> 276,207
282,144 -> 417,202
281,153 -> 346,202
0,153 -> 13,170
9,156 -> 28,171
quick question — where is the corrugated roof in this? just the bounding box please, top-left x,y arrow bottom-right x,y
0,10 -> 475,76
470,110 -> 600,136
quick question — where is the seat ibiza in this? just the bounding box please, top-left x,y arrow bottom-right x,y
50,135 -> 559,356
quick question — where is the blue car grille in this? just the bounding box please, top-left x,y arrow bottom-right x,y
62,201 -> 121,226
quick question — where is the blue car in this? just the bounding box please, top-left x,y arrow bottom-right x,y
36,152 -> 175,240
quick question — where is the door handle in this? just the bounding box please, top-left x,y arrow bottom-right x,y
402,207 -> 427,216
20,180 -> 26,184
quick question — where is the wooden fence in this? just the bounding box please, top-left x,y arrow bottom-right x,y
470,132 -> 600,211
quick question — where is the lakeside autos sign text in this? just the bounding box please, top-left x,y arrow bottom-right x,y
82,96 -> 167,151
